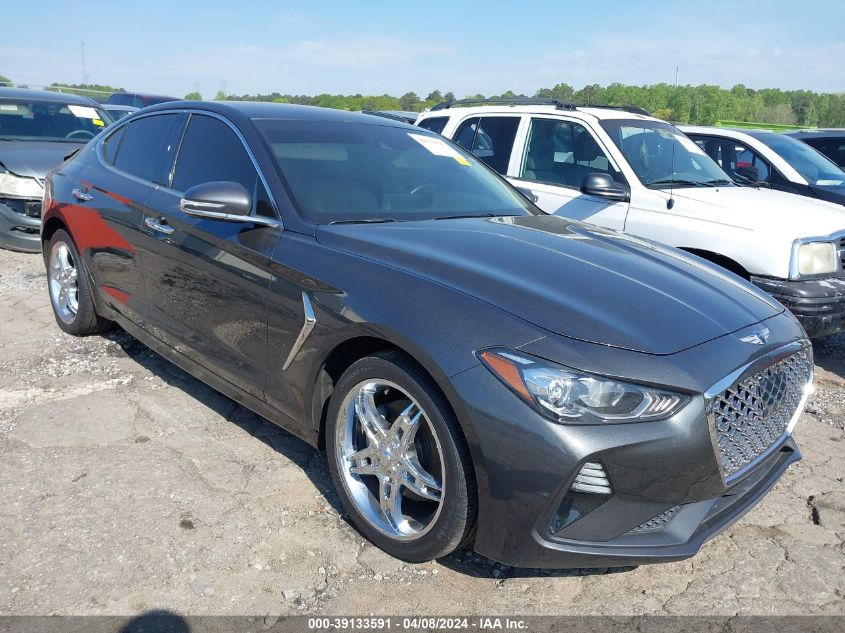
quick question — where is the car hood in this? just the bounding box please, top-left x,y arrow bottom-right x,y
667,185 -> 845,235
0,140 -> 83,179
316,215 -> 784,355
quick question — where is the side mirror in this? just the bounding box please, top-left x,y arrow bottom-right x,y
515,186 -> 538,203
580,173 -> 630,202
180,181 -> 252,219
734,166 -> 761,184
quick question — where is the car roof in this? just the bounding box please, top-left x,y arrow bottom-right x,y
0,87 -> 100,105
144,100 -> 417,128
418,103 -> 657,122
679,125 -> 757,139
787,129 -> 845,139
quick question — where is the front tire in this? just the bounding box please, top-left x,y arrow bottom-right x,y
44,229 -> 111,336
326,351 -> 476,562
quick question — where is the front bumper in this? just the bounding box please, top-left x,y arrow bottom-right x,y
450,315 -> 808,569
0,197 -> 42,253
752,275 -> 845,338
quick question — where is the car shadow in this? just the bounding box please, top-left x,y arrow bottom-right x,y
103,327 -> 637,580
811,333 -> 845,381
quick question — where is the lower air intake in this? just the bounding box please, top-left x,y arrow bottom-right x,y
570,462 -> 612,495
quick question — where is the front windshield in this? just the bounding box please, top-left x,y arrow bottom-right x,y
753,132 -> 845,186
0,99 -> 111,142
600,119 -> 732,188
255,119 -> 535,223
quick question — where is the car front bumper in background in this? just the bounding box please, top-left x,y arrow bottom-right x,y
450,320 -> 809,569
752,275 -> 845,338
0,197 -> 42,253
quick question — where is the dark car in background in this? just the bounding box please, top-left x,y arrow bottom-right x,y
0,87 -> 111,252
105,92 -> 177,108
102,104 -> 138,122
787,129 -> 845,169
40,101 -> 812,568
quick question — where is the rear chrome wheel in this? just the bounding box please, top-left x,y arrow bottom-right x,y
48,241 -> 79,324
44,229 -> 111,336
326,351 -> 476,562
335,380 -> 445,541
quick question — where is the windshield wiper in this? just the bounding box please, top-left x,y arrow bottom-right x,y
702,178 -> 732,186
329,218 -> 396,225
646,178 -> 712,188
433,213 -> 500,220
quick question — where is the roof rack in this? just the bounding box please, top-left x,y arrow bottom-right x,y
429,97 -> 651,117
583,104 -> 651,116
430,97 -> 577,111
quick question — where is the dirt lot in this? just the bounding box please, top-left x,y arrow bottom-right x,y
0,247 -> 843,617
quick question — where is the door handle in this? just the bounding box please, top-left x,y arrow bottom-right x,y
144,216 -> 175,235
72,188 -> 93,202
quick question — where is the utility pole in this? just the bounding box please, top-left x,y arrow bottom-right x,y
80,41 -> 89,85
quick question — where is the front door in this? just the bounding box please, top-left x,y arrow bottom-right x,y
508,117 -> 630,230
140,113 -> 282,398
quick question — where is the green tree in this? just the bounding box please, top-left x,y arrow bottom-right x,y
426,89 -> 443,103
399,91 -> 421,111
214,89 -> 228,101
0,74 -> 11,86
184,91 -> 202,101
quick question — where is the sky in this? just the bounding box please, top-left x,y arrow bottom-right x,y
2,0 -> 843,98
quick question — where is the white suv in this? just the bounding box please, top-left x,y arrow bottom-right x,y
416,99 -> 845,337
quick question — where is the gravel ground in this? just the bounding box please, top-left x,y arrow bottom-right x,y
0,247 -> 843,617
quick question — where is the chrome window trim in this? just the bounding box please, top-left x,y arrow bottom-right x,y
282,292 -> 317,371
703,339 -> 813,485
95,108 -> 283,228
788,228 -> 845,280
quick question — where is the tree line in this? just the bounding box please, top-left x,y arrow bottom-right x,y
3,75 -> 844,127
219,84 -> 845,127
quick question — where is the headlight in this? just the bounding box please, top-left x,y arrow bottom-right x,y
478,349 -> 689,424
0,172 -> 44,198
794,241 -> 837,277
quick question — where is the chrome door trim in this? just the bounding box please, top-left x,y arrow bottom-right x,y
282,292 -> 317,371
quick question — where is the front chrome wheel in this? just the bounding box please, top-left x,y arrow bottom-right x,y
48,241 -> 80,324
335,380 -> 445,541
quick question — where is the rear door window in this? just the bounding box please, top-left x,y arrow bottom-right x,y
417,117 -> 448,135
113,113 -> 184,185
450,116 -> 519,175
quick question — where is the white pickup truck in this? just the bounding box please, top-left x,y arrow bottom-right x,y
416,99 -> 845,337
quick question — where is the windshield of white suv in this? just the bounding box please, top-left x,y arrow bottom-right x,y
0,99 -> 111,142
600,119 -> 733,188
255,119 -> 536,224
751,132 -> 845,186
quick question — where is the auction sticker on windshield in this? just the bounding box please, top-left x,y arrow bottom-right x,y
409,133 -> 471,165
68,105 -> 100,119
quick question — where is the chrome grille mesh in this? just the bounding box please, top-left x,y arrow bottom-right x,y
629,505 -> 682,534
709,348 -> 812,480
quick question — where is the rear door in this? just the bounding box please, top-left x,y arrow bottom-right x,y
508,117 -> 629,229
82,112 -> 184,325
140,112 -> 281,398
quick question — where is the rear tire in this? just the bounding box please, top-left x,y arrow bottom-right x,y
44,229 -> 111,336
326,350 -> 476,562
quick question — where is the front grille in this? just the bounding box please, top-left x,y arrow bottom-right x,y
709,348 -> 812,480
0,198 -> 41,218
629,505 -> 682,534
